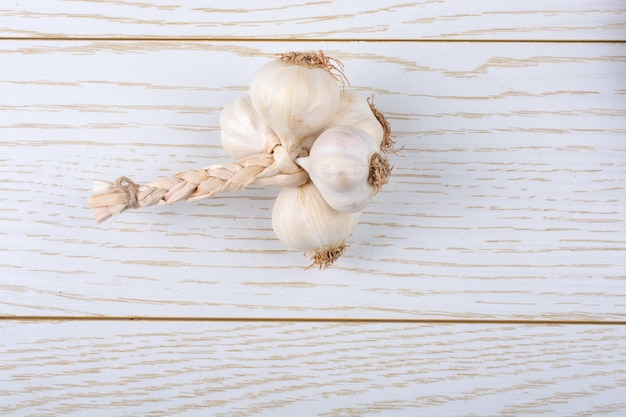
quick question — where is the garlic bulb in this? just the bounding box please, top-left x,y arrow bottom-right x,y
326,90 -> 384,147
248,52 -> 342,153
220,94 -> 279,160
272,181 -> 360,268
296,125 -> 389,213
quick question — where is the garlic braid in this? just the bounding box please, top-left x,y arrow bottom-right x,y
87,145 -> 308,223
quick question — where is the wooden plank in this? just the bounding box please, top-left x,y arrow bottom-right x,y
1,320 -> 625,416
1,0 -> 625,41
1,41 -> 625,319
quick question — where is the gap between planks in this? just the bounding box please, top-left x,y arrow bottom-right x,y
2,317 -> 626,326
1,37 -> 626,43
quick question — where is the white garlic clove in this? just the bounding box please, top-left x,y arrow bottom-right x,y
326,90 -> 384,148
297,125 -> 388,213
248,53 -> 342,154
219,94 -> 279,160
296,155 -> 374,213
272,181 -> 360,268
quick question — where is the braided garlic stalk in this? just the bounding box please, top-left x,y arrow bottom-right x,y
87,145 -> 307,223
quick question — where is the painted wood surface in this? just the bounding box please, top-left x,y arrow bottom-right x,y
1,2 -> 625,416
1,0 -> 625,40
1,41 -> 625,319
2,321 -> 626,416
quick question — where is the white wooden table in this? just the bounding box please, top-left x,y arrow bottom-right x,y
1,1 -> 625,415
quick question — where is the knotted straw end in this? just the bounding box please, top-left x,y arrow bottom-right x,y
87,176 -> 140,223
114,176 -> 141,209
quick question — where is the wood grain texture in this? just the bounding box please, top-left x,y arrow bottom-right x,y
1,321 -> 625,416
1,41 -> 625,319
1,0 -> 625,40
2,2 -> 626,415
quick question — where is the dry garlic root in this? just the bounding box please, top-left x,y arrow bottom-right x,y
88,51 -> 396,268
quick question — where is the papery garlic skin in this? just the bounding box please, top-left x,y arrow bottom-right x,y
326,90 -> 384,147
220,95 -> 279,160
272,181 -> 360,267
296,125 -> 380,213
249,58 -> 341,153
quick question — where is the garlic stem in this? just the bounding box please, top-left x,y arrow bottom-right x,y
87,148 -> 308,223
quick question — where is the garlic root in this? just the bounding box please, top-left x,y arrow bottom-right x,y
368,97 -> 397,154
368,152 -> 391,192
280,51 -> 348,86
307,242 -> 347,270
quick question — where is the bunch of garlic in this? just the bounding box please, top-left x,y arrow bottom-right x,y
88,51 -> 393,268
220,51 -> 394,268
